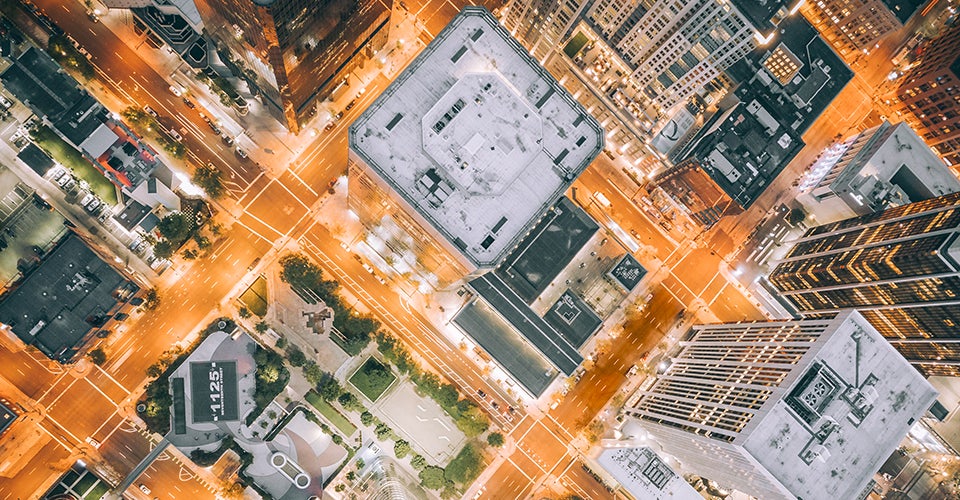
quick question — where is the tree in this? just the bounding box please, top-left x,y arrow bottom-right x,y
487,432 -> 504,447
157,212 -> 192,243
87,348 -> 106,366
255,321 -> 269,333
146,363 -> 163,378
445,443 -> 484,484
279,254 -> 324,290
455,405 -> 490,437
411,454 -> 426,470
787,207 -> 807,226
275,337 -> 287,349
374,421 -> 395,440
153,240 -> 175,260
419,466 -> 446,490
194,234 -> 211,250
144,288 -> 160,310
287,346 -> 306,367
238,306 -> 251,319
360,411 -> 374,426
193,163 -> 225,199
302,361 -> 323,385
394,439 -> 411,458
339,392 -> 364,413
317,373 -> 343,401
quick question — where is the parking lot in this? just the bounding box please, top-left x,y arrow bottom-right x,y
0,163 -> 67,286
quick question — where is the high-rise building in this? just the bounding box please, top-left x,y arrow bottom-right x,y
769,192 -> 960,376
628,312 -> 937,500
893,24 -> 960,168
798,120 -> 960,223
194,0 -> 392,133
500,0 -> 592,61
504,0 -> 792,121
799,0 -> 906,58
348,7 -> 603,289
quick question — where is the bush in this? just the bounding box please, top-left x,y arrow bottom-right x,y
411,454 -> 426,471
419,466 -> 446,490
158,212 -> 193,244
487,432 -> 504,447
144,288 -> 160,310
394,439 -> 411,459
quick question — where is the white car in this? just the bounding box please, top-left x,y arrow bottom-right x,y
235,147 -> 247,158
143,105 -> 158,117
168,85 -> 182,97
56,172 -> 73,187
168,129 -> 183,142
48,165 -> 66,180
78,192 -> 94,207
85,198 -> 101,212
138,484 -> 151,495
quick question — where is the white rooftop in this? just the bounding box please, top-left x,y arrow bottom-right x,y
596,447 -> 702,500
349,7 -> 603,267
744,311 -> 938,500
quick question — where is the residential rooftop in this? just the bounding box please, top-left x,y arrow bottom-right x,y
743,311 -> 938,500
349,7 -> 603,268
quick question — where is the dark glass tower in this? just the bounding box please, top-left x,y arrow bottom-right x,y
769,192 -> 960,376
195,0 -> 391,133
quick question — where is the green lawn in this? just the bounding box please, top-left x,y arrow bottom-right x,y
564,32 -> 589,58
305,390 -> 357,436
239,275 -> 268,317
31,126 -> 118,204
349,358 -> 396,402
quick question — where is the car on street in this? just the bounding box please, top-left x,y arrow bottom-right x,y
626,364 -> 639,377
138,484 -> 151,495
324,121 -> 336,131
236,147 -> 247,158
168,129 -> 182,142
182,97 -> 195,108
143,105 -> 157,117
221,134 -> 234,146
168,85 -> 182,97
345,99 -> 356,111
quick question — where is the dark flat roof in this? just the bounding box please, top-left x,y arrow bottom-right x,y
113,200 -> 150,231
453,300 -> 556,396
190,361 -> 239,422
0,47 -> 82,118
609,254 -> 646,291
470,272 -> 582,375
543,290 -> 601,349
0,234 -> 135,360
497,197 -> 598,303
0,400 -> 17,436
52,95 -> 107,147
882,0 -> 924,23
17,143 -> 54,175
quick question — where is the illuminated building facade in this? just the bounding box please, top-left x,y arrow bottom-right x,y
628,312 -> 937,499
348,7 -> 603,289
797,120 -> 960,223
194,0 -> 391,133
894,24 -> 960,168
769,192 -> 960,375
799,0 -> 905,58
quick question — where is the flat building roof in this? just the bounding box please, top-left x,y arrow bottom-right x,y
349,7 -> 603,268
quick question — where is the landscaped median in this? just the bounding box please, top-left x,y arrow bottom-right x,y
305,389 -> 357,437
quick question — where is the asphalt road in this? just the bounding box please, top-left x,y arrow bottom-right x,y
0,0 -> 932,499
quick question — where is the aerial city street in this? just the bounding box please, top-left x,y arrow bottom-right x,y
0,0 -> 957,499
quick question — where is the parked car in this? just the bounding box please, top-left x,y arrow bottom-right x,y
143,105 -> 158,117
168,129 -> 183,142
221,134 -> 234,146
78,192 -> 94,207
56,172 -> 73,187
235,147 -> 247,158
168,84 -> 182,97
182,97 -> 195,109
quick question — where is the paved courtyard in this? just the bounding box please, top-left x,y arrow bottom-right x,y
372,381 -> 465,465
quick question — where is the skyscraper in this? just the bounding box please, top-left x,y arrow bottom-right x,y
893,24 -> 960,168
194,0 -> 392,133
769,192 -> 960,375
501,0 -> 792,121
628,312 -> 937,500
